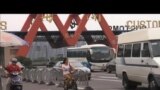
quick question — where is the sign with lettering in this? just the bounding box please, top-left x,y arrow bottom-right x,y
0,21 -> 7,30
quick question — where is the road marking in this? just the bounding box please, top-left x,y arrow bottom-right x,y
78,87 -> 85,90
98,76 -> 118,79
92,74 -> 116,77
92,78 -> 121,82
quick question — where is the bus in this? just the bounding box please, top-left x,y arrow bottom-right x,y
67,44 -> 115,71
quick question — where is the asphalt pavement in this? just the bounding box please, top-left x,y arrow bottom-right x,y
1,71 -> 149,90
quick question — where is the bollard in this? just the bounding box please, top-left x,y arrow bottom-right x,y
36,68 -> 44,84
29,69 -> 37,83
52,68 -> 58,85
25,69 -> 30,82
22,69 -> 26,81
52,68 -> 64,87
43,68 -> 54,85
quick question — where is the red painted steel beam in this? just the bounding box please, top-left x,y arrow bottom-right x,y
98,14 -> 118,50
21,14 -> 37,32
16,14 -> 117,57
53,14 -> 90,45
68,14 -> 90,45
72,14 -> 94,44
16,15 -> 43,57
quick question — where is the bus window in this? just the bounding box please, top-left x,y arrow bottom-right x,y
124,44 -> 132,57
90,47 -> 111,61
151,41 -> 160,57
132,43 -> 141,57
142,43 -> 150,57
117,45 -> 124,57
67,50 -> 87,57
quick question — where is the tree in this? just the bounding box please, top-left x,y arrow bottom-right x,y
16,56 -> 32,68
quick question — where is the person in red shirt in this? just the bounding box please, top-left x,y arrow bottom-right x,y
5,58 -> 22,90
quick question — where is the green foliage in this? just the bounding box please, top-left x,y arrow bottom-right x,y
32,57 -> 48,66
16,56 -> 32,68
50,56 -> 64,62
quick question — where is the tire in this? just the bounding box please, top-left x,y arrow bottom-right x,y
148,77 -> 159,90
10,85 -> 23,90
63,80 -> 67,90
72,82 -> 78,90
88,77 -> 91,80
106,67 -> 111,73
91,69 -> 94,72
64,84 -> 68,90
122,73 -> 137,90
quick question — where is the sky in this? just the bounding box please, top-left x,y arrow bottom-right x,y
1,14 -> 160,31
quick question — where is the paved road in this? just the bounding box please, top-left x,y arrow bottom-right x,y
1,72 -> 149,90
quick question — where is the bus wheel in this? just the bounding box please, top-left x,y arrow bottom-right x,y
149,77 -> 159,90
122,73 -> 137,90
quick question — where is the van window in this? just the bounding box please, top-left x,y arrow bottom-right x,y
117,45 -> 124,57
151,41 -> 160,57
132,43 -> 141,57
124,44 -> 132,57
142,43 -> 150,57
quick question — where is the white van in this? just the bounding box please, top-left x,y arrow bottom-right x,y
116,28 -> 160,90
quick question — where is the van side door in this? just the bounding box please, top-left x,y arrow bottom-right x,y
124,43 -> 141,82
139,42 -> 151,83
129,42 -> 151,83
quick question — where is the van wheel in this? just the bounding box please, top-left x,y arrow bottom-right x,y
91,70 -> 94,72
106,68 -> 111,73
149,77 -> 159,90
122,73 -> 137,90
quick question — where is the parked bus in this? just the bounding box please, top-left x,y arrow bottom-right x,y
116,28 -> 160,90
67,44 -> 115,71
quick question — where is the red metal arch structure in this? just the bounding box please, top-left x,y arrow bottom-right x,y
16,14 -> 117,57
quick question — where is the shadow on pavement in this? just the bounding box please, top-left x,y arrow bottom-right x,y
136,87 -> 149,90
124,87 -> 149,90
84,86 -> 94,90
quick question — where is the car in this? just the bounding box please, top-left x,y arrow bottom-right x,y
46,61 -> 55,68
53,61 -> 91,80
81,61 -> 91,70
105,60 -> 116,73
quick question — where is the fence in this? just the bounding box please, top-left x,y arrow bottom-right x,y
22,67 -> 89,89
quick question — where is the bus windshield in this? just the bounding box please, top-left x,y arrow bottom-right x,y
151,40 -> 160,57
70,62 -> 84,67
90,47 -> 111,62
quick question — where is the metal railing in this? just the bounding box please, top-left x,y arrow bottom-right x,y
22,67 -> 89,88
0,67 -> 90,89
